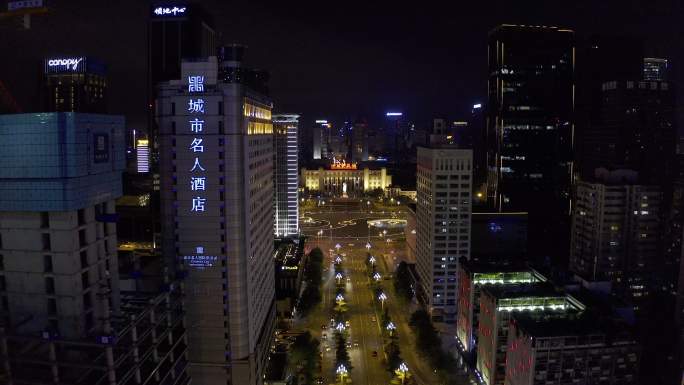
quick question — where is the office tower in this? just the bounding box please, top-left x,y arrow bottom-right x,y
470,103 -> 487,192
351,118 -> 369,162
137,138 -> 150,173
570,169 -> 661,307
456,258 -> 546,355
0,113 -> 189,384
312,119 -> 329,160
644,57 -> 668,81
475,285 -> 585,385
416,146 -> 472,322
486,25 -> 574,265
157,47 -> 275,385
505,313 -> 640,385
43,56 -> 107,113
273,114 -> 299,237
575,35 -> 644,181
582,80 -> 675,185
385,112 -> 407,163
470,212 -> 528,260
452,121 -> 470,147
148,4 -> 216,161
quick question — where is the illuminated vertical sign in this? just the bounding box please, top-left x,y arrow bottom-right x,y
136,139 -> 149,173
187,76 -> 206,213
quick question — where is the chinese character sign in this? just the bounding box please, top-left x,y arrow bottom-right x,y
186,74 -> 207,214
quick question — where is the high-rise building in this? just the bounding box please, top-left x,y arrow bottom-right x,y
475,285 -> 585,385
273,114 -> 299,237
644,57 -> 669,81
486,25 -> 574,265
505,313 -> 640,385
148,4 -> 216,163
570,169 -> 661,307
351,118 -> 369,162
0,112 -> 189,385
43,56 -> 107,113
157,48 -> 275,385
136,138 -> 150,173
581,80 -> 675,185
416,145 -> 472,322
312,119 -> 330,160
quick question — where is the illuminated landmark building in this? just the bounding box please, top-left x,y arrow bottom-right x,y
43,56 -> 107,113
415,145 -> 473,322
301,164 -> 392,196
157,47 -> 275,385
0,113 -> 189,384
273,114 -> 299,237
486,25 -> 574,263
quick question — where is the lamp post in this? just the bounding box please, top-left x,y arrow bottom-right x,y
378,292 -> 387,310
336,322 -> 346,332
373,272 -> 381,282
397,362 -> 409,385
336,272 -> 343,284
386,321 -> 396,336
336,364 -> 348,384
336,294 -> 344,303
369,256 -> 376,266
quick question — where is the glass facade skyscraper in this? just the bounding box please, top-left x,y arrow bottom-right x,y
273,114 -> 299,237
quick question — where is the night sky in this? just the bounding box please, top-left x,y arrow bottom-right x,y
0,0 -> 681,130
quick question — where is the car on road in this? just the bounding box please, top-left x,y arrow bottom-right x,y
345,320 -> 350,327
322,333 -> 326,339
315,378 -> 324,384
372,351 -> 378,357
371,316 -> 376,322
353,340 -> 359,347
326,346 -> 331,352
346,277 -> 351,282
321,324 -> 327,330
346,342 -> 352,348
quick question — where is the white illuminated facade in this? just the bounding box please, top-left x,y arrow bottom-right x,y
273,114 -> 299,237
157,56 -> 275,385
416,146 -> 472,322
136,139 -> 149,173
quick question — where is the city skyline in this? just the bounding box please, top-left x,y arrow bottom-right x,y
0,0 -> 681,128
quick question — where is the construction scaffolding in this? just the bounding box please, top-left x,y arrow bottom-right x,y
0,285 -> 188,385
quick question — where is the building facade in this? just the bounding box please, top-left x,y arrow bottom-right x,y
43,56 -> 107,113
456,259 -> 546,355
643,57 -> 668,81
0,113 -> 189,385
570,170 -> 661,307
505,314 -> 640,385
273,114 -> 299,237
301,165 -> 392,196
486,25 -> 574,267
475,285 -> 585,385
157,53 -> 275,385
416,146 -> 472,321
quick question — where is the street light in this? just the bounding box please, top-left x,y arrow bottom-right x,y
336,322 -> 346,332
386,321 -> 396,336
369,256 -> 376,265
336,364 -> 348,384
336,272 -> 343,284
335,243 -> 341,252
335,256 -> 342,264
373,272 -> 381,281
378,292 -> 387,309
365,242 -> 371,250
397,362 -> 409,385
336,294 -> 344,303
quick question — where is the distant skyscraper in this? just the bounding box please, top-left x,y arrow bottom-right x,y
570,169 -> 661,307
416,146 -> 472,322
312,119 -> 330,160
43,56 -> 107,113
157,49 -> 275,384
486,24 -> 575,265
644,57 -> 668,81
273,114 -> 299,237
351,118 -> 369,162
136,138 -> 150,173
582,80 -> 675,185
0,113 -> 188,385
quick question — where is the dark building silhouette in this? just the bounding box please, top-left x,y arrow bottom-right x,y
486,24 -> 574,266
